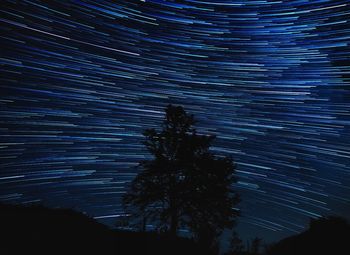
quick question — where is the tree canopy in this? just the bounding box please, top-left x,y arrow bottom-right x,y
123,104 -> 239,248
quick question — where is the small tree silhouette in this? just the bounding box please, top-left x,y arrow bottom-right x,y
251,237 -> 262,255
226,231 -> 245,255
123,105 -> 239,247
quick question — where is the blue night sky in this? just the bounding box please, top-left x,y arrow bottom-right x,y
1,0 -> 349,244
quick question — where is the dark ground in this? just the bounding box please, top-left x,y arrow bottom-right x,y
0,203 -> 208,255
1,203 -> 350,255
265,216 -> 350,255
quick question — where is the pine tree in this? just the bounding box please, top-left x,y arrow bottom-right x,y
123,105 -> 239,246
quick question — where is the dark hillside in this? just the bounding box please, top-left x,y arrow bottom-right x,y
266,216 -> 350,255
0,203 -> 207,255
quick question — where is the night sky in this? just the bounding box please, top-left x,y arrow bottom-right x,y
1,0 -> 350,243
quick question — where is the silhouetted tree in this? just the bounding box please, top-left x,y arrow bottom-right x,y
123,105 -> 239,248
226,231 -> 245,255
250,237 -> 262,255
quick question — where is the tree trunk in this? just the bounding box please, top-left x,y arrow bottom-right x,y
170,212 -> 178,236
142,215 -> 147,232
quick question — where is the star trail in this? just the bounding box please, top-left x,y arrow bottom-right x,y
1,0 -> 350,242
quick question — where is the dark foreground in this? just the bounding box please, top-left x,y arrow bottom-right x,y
0,203 -> 208,255
1,203 -> 350,255
266,215 -> 350,255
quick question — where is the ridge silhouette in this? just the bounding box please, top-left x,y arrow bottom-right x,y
2,203 -> 349,255
0,203 -> 208,255
265,216 -> 350,255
